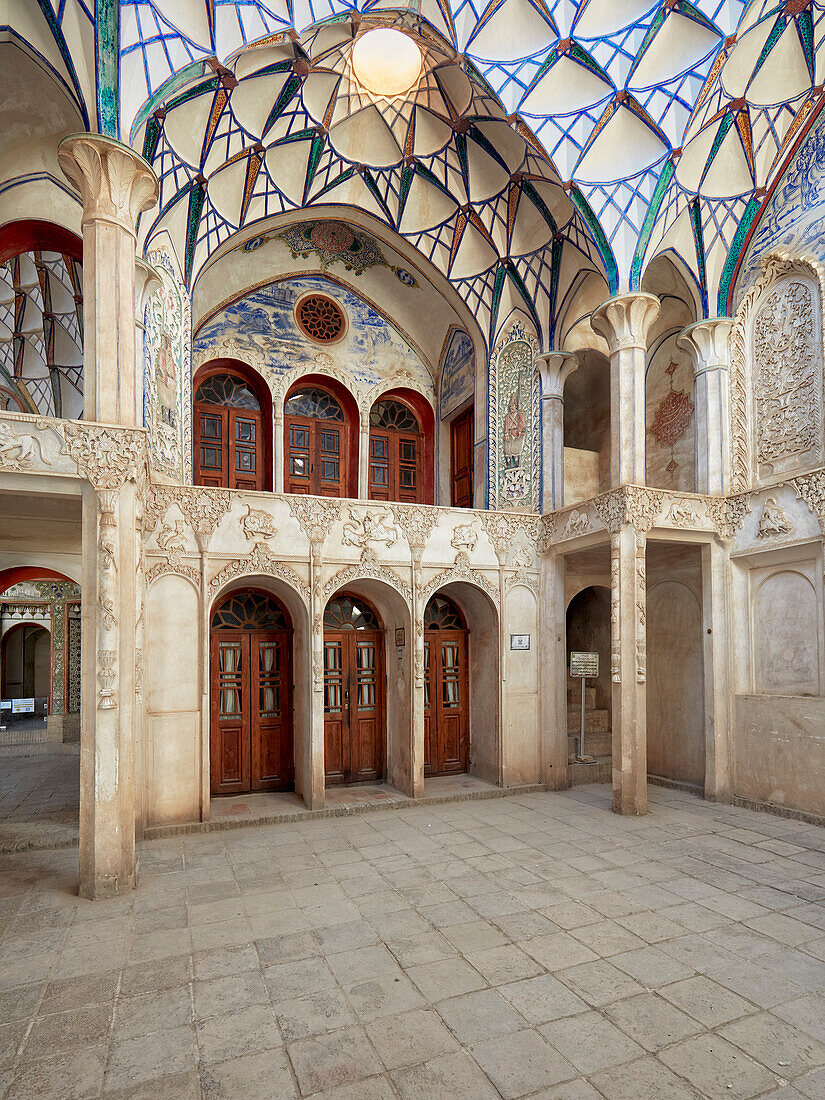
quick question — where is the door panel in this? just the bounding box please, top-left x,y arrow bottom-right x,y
210,629 -> 293,795
323,631 -> 385,785
424,631 -> 469,776
451,409 -> 474,508
368,430 -> 422,503
252,633 -> 292,789
195,404 -> 264,490
285,416 -> 347,497
211,636 -> 250,795
323,639 -> 346,783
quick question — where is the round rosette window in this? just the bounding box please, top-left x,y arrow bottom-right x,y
295,293 -> 348,344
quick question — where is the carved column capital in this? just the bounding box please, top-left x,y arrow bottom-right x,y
677,317 -> 733,376
536,352 -> 579,400
58,134 -> 159,238
591,292 -> 660,354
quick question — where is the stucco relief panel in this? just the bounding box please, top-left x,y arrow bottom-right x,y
752,278 -> 823,482
144,250 -> 192,483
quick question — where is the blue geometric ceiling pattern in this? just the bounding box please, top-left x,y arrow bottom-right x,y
14,1 -> 823,333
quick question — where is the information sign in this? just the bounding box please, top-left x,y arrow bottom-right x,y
569,651 -> 599,678
510,634 -> 531,651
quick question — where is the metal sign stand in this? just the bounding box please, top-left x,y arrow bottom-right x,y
569,651 -> 599,765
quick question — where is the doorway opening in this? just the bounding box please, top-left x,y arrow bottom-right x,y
210,589 -> 294,796
323,592 -> 386,785
566,586 -> 612,766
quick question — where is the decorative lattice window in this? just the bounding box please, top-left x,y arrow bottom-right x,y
211,591 -> 288,630
424,594 -> 465,630
195,373 -> 260,410
284,386 -> 344,421
295,294 -> 346,343
370,399 -> 420,432
324,594 -> 379,630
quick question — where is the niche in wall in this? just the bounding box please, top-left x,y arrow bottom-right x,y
753,569 -> 820,696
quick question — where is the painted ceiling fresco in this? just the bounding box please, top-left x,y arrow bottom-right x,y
14,0 -> 825,332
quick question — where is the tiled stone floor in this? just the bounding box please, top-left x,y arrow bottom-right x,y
0,752 -> 78,851
2,784 -> 825,1097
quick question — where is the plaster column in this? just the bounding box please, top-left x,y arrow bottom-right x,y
409,548 -> 425,800
79,472 -> 141,897
308,540 -> 326,810
610,524 -> 648,815
58,134 -> 159,426
537,352 -> 578,512
273,397 -> 284,493
540,549 -> 568,788
677,318 -> 733,495
591,293 -> 660,487
359,417 -> 370,500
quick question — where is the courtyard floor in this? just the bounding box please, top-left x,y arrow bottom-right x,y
1,785 -> 825,1098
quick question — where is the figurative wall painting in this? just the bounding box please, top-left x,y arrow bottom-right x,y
194,275 -> 432,398
143,250 -> 192,482
439,328 -> 475,420
489,319 -> 539,511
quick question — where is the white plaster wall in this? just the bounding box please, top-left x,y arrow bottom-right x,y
752,569 -> 820,695
647,580 -> 705,787
503,584 -> 540,786
146,575 -> 201,825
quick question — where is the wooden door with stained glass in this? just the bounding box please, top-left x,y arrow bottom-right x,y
194,372 -> 264,491
284,385 -> 348,497
210,591 -> 293,796
368,398 -> 423,503
424,594 -> 469,776
323,593 -> 385,785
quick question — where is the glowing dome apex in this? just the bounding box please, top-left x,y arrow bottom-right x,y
352,28 -> 423,97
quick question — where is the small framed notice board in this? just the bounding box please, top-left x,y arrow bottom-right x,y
569,651 -> 599,678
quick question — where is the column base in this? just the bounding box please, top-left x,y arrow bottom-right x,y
78,869 -> 136,900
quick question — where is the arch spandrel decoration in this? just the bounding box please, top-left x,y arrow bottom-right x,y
207,543 -> 310,604
422,552 -> 499,608
323,550 -> 412,605
731,252 -> 825,491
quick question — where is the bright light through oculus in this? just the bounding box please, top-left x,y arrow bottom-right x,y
352,29 -> 422,97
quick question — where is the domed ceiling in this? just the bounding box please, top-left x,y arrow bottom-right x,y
12,0 -> 825,328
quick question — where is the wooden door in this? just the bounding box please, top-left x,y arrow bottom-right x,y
424,595 -> 469,776
369,398 -> 423,503
324,631 -> 384,784
210,591 -> 293,796
194,371 -> 265,491
451,408 -> 474,508
285,416 -> 347,497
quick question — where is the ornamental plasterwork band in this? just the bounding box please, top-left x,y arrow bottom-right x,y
479,512 -> 542,562
791,470 -> 825,535
323,550 -> 412,603
421,553 -> 499,607
207,544 -> 310,603
288,497 -> 342,545
62,424 -> 147,491
144,485 -> 233,548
